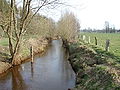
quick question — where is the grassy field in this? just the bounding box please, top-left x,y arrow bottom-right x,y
69,41 -> 120,89
80,32 -> 120,57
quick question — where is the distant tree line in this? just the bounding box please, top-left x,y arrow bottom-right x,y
80,21 -> 120,33
81,29 -> 120,33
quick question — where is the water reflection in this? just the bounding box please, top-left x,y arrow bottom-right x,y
12,66 -> 27,90
31,62 -> 34,78
0,40 -> 75,90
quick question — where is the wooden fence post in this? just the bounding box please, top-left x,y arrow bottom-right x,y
95,37 -> 97,45
30,46 -> 34,63
83,35 -> 86,41
105,39 -> 110,51
88,36 -> 91,43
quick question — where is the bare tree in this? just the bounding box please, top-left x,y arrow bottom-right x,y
0,0 -> 61,64
57,11 -> 80,40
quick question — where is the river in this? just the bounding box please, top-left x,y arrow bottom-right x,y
0,40 -> 76,90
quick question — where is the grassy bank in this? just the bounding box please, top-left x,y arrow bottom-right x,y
80,33 -> 120,57
0,37 -> 51,74
12,37 -> 51,65
69,40 -> 120,90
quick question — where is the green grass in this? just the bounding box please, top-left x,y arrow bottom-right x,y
0,34 -> 38,47
0,38 -> 9,46
80,32 -> 120,57
69,40 -> 120,90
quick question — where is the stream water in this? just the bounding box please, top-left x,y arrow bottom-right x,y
0,40 -> 76,90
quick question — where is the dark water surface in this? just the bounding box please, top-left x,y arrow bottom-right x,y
0,40 -> 76,90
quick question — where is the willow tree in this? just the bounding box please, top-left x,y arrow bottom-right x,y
0,0 -> 61,64
57,12 -> 80,40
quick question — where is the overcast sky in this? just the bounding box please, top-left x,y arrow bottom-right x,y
17,0 -> 120,29
42,0 -> 120,29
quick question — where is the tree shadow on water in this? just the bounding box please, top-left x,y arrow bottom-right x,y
12,66 -> 27,90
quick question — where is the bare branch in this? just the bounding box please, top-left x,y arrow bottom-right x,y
23,0 -> 32,21
22,0 -> 47,33
23,0 -> 61,33
0,25 -> 6,33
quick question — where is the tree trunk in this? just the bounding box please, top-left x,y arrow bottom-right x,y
12,37 -> 21,64
8,36 -> 14,57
